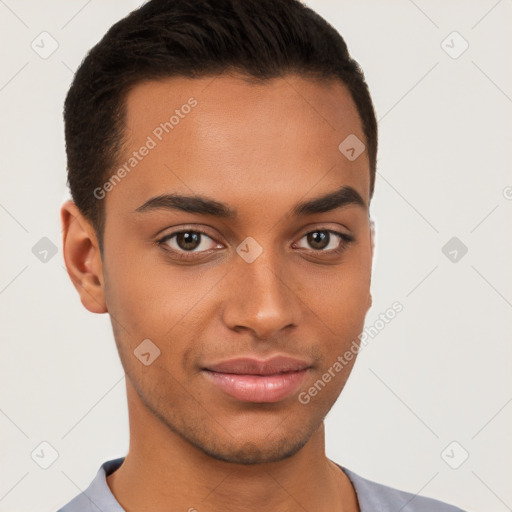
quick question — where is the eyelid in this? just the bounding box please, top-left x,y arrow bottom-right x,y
158,227 -> 220,248
293,228 -> 354,252
294,221 -> 353,240
156,224 -> 354,259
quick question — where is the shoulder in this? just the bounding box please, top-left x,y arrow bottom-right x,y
341,466 -> 468,512
56,492 -> 97,512
56,458 -> 125,512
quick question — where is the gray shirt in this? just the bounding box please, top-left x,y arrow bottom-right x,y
57,457 -> 467,511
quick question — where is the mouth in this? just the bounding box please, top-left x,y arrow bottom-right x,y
202,356 -> 311,403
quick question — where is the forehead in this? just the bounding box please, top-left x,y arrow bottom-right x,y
107,73 -> 369,220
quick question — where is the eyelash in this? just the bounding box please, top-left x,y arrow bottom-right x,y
157,228 -> 354,261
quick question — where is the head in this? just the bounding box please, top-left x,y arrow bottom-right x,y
62,0 -> 378,465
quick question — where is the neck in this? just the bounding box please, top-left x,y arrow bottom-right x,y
107,380 -> 359,512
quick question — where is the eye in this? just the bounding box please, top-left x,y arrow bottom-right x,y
294,229 -> 353,253
158,229 -> 220,256
157,227 -> 354,262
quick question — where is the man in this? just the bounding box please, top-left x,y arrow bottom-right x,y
58,0 -> 467,510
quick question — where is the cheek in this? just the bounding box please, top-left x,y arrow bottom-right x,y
103,241 -> 221,347
302,250 -> 371,320
302,248 -> 371,359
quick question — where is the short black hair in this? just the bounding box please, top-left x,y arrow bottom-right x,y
64,0 -> 378,254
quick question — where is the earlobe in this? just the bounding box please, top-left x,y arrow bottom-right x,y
369,217 -> 375,256
61,200 -> 107,314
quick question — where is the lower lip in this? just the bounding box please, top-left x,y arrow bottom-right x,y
203,369 -> 309,403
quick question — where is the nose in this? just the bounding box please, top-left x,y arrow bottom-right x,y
221,247 -> 302,340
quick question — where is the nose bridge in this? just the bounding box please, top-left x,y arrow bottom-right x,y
222,240 -> 301,338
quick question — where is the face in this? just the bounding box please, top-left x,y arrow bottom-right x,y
90,73 -> 372,464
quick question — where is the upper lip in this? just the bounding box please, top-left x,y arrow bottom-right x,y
203,356 -> 311,375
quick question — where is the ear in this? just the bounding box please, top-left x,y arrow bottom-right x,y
369,217 -> 375,258
61,199 -> 107,314
367,217 -> 375,310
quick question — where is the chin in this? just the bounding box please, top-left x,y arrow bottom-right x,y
192,435 -> 311,465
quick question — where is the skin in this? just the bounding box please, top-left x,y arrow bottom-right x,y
61,72 -> 373,512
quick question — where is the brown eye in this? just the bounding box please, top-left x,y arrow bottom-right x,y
307,231 -> 330,250
175,231 -> 201,251
159,230 -> 220,256
295,229 -> 351,253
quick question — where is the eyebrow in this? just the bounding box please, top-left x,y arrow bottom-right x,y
133,185 -> 366,218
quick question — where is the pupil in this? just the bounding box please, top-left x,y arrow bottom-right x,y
177,232 -> 200,251
308,231 -> 329,250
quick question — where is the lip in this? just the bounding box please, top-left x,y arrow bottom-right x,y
202,356 -> 311,403
203,356 -> 311,375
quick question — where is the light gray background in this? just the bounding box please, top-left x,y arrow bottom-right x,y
1,1 -> 511,511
